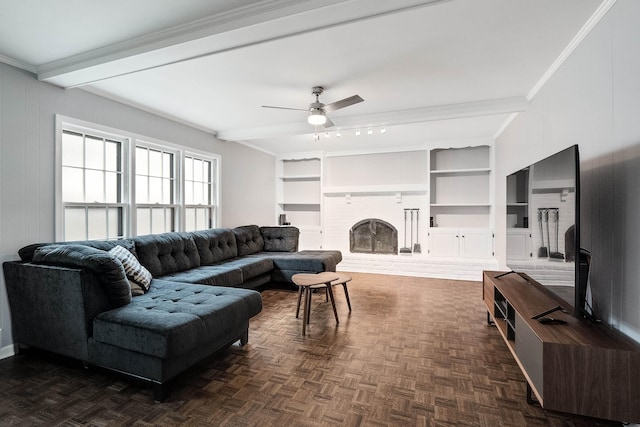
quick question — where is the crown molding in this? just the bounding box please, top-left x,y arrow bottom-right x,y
217,96 -> 528,141
527,0 -> 616,101
0,54 -> 37,74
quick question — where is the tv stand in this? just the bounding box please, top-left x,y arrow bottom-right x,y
483,271 -> 640,423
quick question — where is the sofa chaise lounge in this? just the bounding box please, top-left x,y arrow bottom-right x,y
2,225 -> 342,400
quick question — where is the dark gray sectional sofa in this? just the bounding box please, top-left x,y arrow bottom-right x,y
2,225 -> 341,400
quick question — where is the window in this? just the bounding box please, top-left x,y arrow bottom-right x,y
135,145 -> 177,235
56,116 -> 220,241
184,155 -> 218,231
60,129 -> 126,241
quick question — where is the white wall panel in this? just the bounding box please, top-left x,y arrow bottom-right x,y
495,0 -> 640,342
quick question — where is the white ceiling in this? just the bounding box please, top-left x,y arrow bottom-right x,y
0,0 -> 606,154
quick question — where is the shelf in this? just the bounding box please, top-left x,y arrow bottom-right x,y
507,203 -> 528,207
430,168 -> 491,174
323,184 -> 428,195
278,202 -> 320,207
431,203 -> 490,208
279,175 -> 321,181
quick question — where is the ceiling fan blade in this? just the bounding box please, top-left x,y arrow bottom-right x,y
261,105 -> 309,112
323,118 -> 335,128
323,95 -> 364,113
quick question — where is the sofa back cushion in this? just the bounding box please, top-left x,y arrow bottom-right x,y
233,225 -> 264,256
134,232 -> 200,277
32,245 -> 132,308
260,226 -> 299,252
19,239 -> 137,262
191,228 -> 238,264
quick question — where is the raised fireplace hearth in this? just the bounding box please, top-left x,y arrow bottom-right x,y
349,218 -> 398,254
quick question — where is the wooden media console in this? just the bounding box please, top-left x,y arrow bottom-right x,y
483,271 -> 640,423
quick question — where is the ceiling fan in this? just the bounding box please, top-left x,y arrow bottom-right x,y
262,86 -> 363,128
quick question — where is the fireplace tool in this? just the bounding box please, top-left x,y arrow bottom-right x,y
400,209 -> 412,254
413,208 -> 421,253
537,208 -> 548,258
549,208 -> 564,260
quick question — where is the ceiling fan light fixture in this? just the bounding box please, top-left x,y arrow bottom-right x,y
308,109 -> 327,126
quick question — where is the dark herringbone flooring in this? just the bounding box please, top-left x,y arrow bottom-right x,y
0,273 -> 621,426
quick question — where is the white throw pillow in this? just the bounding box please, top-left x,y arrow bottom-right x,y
109,245 -> 152,294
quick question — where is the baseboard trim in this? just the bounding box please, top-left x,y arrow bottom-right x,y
0,343 -> 16,360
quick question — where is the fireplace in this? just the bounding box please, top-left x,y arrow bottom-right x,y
350,219 -> 398,254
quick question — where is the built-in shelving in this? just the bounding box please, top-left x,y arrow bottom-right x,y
275,155 -> 323,249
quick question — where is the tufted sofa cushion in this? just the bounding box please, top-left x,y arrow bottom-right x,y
233,225 -> 264,256
92,280 -> 262,359
134,232 -> 200,277
260,226 -> 299,252
191,228 -> 238,264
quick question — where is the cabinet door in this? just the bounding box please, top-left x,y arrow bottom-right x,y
428,228 -> 460,257
507,229 -> 532,260
459,229 -> 493,258
299,229 -> 322,250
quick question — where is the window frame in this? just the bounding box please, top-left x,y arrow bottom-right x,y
183,152 -> 220,232
55,117 -> 131,241
55,115 -> 221,241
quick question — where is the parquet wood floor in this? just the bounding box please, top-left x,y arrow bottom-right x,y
0,273 -> 622,426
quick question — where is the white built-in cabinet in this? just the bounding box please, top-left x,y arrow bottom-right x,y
275,154 -> 323,250
506,167 -> 532,259
428,145 -> 493,258
276,144 -> 494,259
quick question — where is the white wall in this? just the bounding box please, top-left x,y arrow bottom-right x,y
495,0 -> 640,341
0,63 -> 275,354
220,143 -> 275,228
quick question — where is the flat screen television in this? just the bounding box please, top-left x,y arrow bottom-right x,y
505,145 -> 590,319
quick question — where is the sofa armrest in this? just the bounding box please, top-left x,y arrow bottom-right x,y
2,261 -> 112,361
260,226 -> 299,252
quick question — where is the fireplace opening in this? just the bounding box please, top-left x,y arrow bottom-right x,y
350,218 -> 398,254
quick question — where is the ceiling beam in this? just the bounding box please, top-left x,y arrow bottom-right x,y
217,96 -> 529,141
37,0 -> 449,88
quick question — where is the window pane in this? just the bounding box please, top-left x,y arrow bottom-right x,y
149,149 -> 162,177
185,181 -> 194,204
105,140 -> 120,172
204,160 -> 211,182
185,157 -> 193,180
62,167 -> 84,202
151,208 -> 166,234
136,175 -> 148,204
205,183 -> 212,204
162,178 -> 172,204
163,153 -> 173,178
149,177 -> 162,203
85,136 -> 104,170
87,208 -> 107,240
65,207 -> 86,241
85,170 -> 104,202
108,207 -> 123,239
194,159 -> 203,181
185,207 -> 196,232
62,132 -> 84,167
105,172 -> 120,203
137,208 -> 151,236
136,147 -> 148,176
196,208 -> 206,231
193,182 -> 203,204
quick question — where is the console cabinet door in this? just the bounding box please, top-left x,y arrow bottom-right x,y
428,228 -> 460,257
507,229 -> 532,260
459,229 -> 493,258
